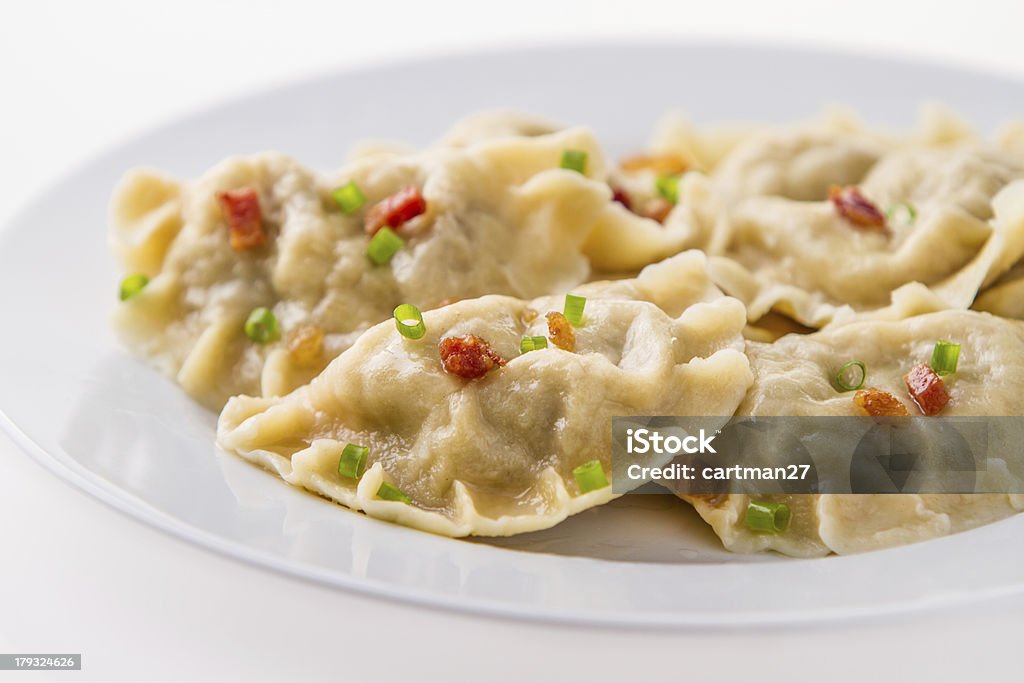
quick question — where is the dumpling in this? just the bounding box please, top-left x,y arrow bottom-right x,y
708,159 -> 1024,327
216,252 -> 753,537
860,146 -> 1024,221
675,309 -> 1024,556
111,123 -> 625,410
710,116 -> 885,201
975,262 -> 1024,319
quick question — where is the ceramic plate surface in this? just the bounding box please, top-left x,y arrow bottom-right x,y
2,41 -> 1023,627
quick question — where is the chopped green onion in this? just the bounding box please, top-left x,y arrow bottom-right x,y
520,336 -> 548,353
885,201 -> 917,225
119,273 -> 150,301
563,294 -> 586,326
745,500 -> 791,534
560,149 -> 588,174
655,174 -> 681,204
332,181 -> 366,214
930,340 -> 961,376
573,460 -> 608,493
367,226 -> 404,265
244,307 -> 280,344
393,303 -> 425,340
338,443 -> 369,480
834,360 -> 867,392
377,481 -> 411,503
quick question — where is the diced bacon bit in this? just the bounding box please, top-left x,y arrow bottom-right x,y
611,185 -> 633,210
364,185 -> 427,236
620,152 -> 688,176
828,185 -> 887,232
217,188 -> 267,251
643,198 -> 673,224
854,388 -> 911,417
904,363 -> 951,416
546,311 -> 576,352
286,324 -> 324,367
438,335 -> 506,379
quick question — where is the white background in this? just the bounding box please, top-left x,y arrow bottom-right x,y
3,1 -> 1024,680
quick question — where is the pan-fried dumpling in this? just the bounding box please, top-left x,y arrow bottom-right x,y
216,252 -> 753,537
677,309 -> 1024,556
709,162 -> 1024,327
111,124 -> 627,410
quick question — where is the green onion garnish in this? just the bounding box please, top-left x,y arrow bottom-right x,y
563,294 -> 586,326
560,149 -> 588,174
367,226 -> 404,265
520,336 -> 548,353
332,181 -> 366,214
119,273 -> 150,301
338,443 -> 369,480
244,307 -> 280,344
377,482 -> 411,503
834,360 -> 867,392
655,174 -> 681,204
573,460 -> 608,493
885,201 -> 917,225
930,340 -> 961,376
745,500 -> 791,534
393,303 -> 425,340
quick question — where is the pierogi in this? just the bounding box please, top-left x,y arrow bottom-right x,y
217,252 -> 752,536
678,310 -> 1024,556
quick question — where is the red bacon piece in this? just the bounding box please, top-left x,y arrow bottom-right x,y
438,335 -> 506,379
217,188 -> 266,251
611,186 -> 633,210
904,363 -> 951,416
364,185 -> 427,236
828,185 -> 887,232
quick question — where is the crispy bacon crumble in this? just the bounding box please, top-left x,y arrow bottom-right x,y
904,363 -> 951,416
217,188 -> 267,251
365,185 -> 427,236
287,324 -> 324,367
611,186 -> 633,210
643,198 -> 673,224
854,388 -> 911,417
438,335 -> 506,379
828,185 -> 887,232
620,153 -> 688,176
545,311 -> 576,352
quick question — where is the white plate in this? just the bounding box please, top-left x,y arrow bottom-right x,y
2,41 -> 1023,627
